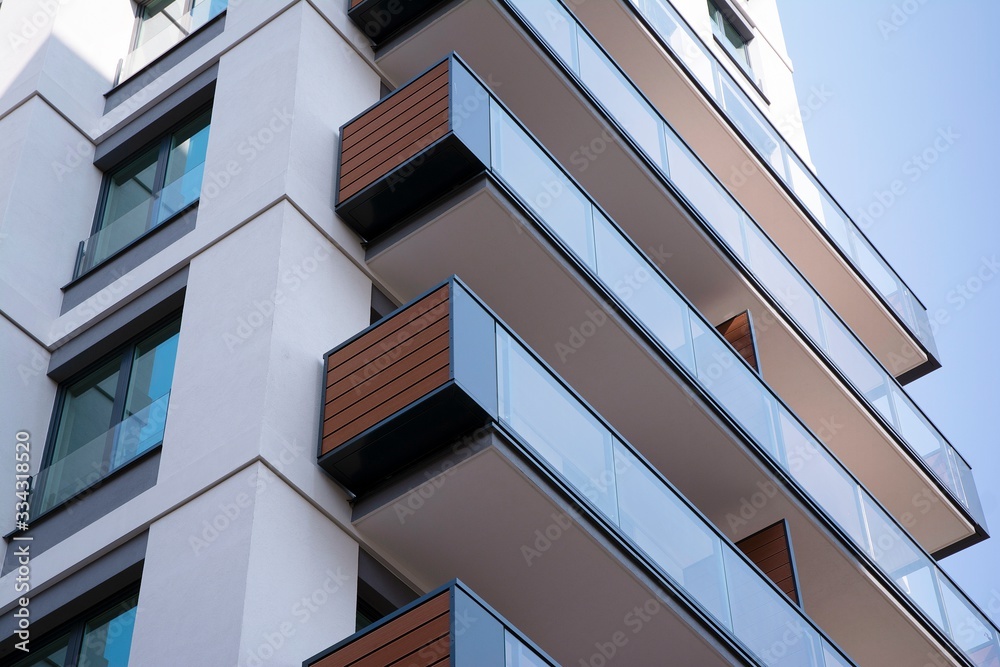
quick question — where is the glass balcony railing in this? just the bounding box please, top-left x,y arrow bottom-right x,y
496,326 -> 855,667
31,392 -> 169,517
622,0 -> 934,353
505,0 -> 983,527
118,0 -> 227,82
74,161 -> 205,278
469,56 -> 999,666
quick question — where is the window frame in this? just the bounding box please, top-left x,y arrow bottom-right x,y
36,312 -> 182,516
707,0 -> 754,76
4,584 -> 140,667
80,105 -> 211,277
129,0 -> 197,54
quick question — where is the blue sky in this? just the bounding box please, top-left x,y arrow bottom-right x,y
778,1 -> 1000,624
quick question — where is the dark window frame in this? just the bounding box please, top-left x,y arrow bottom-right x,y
79,105 -> 211,278
3,584 -> 140,667
707,0 -> 754,75
36,311 -> 182,517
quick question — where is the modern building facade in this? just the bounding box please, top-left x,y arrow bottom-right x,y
0,0 -> 994,666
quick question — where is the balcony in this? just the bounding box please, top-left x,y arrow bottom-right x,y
31,392 -> 169,518
305,581 -> 557,667
331,56 -> 998,667
116,0 -> 227,84
563,0 -> 939,377
342,0 -> 986,554
321,278 -> 857,667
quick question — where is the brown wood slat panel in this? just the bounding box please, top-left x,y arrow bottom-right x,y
350,614 -> 448,667
715,311 -> 758,372
339,118 -> 449,201
314,593 -> 449,667
326,330 -> 449,409
341,81 -> 449,169
736,522 -> 784,551
327,314 -> 449,391
350,0 -> 364,9
325,346 -> 450,423
340,102 -> 450,192
736,520 -> 799,605
327,286 -> 448,382
323,366 -> 451,451
341,63 -> 448,154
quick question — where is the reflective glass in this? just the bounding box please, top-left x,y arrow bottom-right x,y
491,104 -> 596,269
615,442 -> 731,627
78,595 -> 138,667
723,549 -> 819,667
593,211 -> 695,370
95,146 -> 159,265
157,111 -> 211,223
498,331 -> 618,521
10,634 -> 70,667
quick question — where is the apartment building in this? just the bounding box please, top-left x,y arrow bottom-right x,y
0,0 -> 995,665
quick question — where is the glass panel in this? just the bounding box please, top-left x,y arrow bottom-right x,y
777,407 -> 866,545
614,442 -> 731,627
940,578 -> 999,660
35,393 -> 170,514
135,0 -> 187,51
93,146 -> 159,266
491,103 -> 596,269
124,320 -> 180,424
823,643 -> 855,667
78,594 -> 139,667
123,0 -> 227,80
692,318 -> 779,455
511,0 -> 578,69
498,331 -> 618,521
577,34 -> 667,171
723,549 -> 820,667
743,224 -> 823,342
10,633 -> 70,667
50,358 -> 122,470
593,210 -> 695,370
505,630 -> 551,667
156,111 -> 211,224
628,0 -> 934,341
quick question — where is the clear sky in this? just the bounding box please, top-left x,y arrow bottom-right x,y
777,0 -> 1000,624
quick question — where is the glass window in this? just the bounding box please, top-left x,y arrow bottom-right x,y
708,0 -> 752,72
37,318 -> 180,515
81,110 -> 211,275
10,593 -> 138,667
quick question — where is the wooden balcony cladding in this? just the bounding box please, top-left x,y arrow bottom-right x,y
715,310 -> 759,372
338,60 -> 451,203
310,591 -> 450,667
322,285 -> 451,457
735,519 -> 800,606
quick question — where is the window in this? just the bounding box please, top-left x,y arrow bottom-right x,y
77,110 -> 211,277
35,317 -> 180,516
9,591 -> 139,667
121,0 -> 228,79
708,0 -> 752,73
